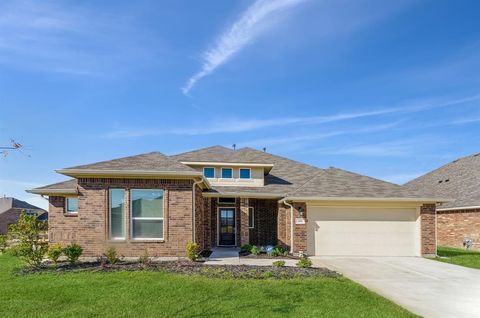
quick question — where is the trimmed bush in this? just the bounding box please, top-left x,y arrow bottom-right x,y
63,244 -> 83,264
296,258 -> 312,268
104,247 -> 118,264
186,241 -> 200,261
272,260 -> 285,267
46,243 -> 63,264
240,244 -> 252,253
250,245 -> 259,255
0,234 -> 7,253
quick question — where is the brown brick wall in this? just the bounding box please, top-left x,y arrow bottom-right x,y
277,202 -> 306,254
421,203 -> 437,255
239,198 -> 249,245
48,178 -> 195,257
248,199 -> 278,246
437,208 -> 480,249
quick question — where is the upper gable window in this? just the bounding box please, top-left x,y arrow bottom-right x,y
203,167 -> 215,178
221,168 -> 233,179
239,168 -> 251,179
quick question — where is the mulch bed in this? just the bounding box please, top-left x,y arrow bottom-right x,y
16,260 -> 338,279
239,253 -> 300,260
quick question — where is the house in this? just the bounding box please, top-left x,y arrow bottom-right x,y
0,197 -> 47,234
27,146 -> 444,257
405,152 -> 480,249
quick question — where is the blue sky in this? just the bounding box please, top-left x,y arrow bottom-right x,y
0,0 -> 479,209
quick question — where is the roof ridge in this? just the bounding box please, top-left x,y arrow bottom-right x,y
172,145 -> 232,157
64,151 -> 166,170
289,169 -> 326,196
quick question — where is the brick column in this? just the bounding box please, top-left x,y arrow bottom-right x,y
293,203 -> 307,254
239,198 -> 249,245
421,203 -> 436,255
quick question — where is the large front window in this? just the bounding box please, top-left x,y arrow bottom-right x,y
131,189 -> 164,240
109,189 -> 125,240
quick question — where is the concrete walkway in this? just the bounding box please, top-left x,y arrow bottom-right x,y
204,248 -> 299,267
313,256 -> 480,318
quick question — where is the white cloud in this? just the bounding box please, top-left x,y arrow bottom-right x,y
182,0 -> 306,94
104,93 -> 480,138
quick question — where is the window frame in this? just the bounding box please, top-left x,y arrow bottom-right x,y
109,188 -> 126,240
218,197 -> 236,205
65,197 -> 78,214
130,189 -> 165,241
239,168 -> 251,179
221,167 -> 233,179
203,167 -> 216,179
248,207 -> 254,228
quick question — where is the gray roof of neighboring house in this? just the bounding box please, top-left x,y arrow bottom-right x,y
30,146 -> 438,201
31,179 -> 78,191
0,197 -> 46,214
404,153 -> 480,209
63,151 -> 196,173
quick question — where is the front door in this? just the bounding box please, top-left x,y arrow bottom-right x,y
219,208 -> 236,246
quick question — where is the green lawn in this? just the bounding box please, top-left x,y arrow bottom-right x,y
0,254 -> 417,318
435,246 -> 480,269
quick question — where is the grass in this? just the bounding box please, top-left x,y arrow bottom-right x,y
0,253 -> 416,318
434,246 -> 480,269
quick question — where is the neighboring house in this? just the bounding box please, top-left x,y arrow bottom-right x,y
27,146 -> 444,257
0,197 -> 47,234
405,153 -> 480,249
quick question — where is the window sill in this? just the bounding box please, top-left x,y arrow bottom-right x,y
130,239 -> 165,243
63,213 -> 78,217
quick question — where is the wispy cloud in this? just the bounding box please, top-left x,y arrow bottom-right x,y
182,0 -> 306,95
0,1 -> 156,75
104,93 -> 480,138
453,116 -> 480,125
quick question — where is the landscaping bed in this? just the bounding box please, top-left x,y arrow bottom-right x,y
17,259 -> 337,279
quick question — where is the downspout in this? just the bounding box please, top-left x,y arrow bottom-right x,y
283,200 -> 294,254
192,179 -> 203,243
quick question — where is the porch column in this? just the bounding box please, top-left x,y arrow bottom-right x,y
421,203 -> 436,256
239,198 -> 249,245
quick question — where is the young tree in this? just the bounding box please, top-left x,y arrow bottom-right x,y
8,211 -> 48,267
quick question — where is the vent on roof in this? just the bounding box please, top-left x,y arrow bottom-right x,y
474,153 -> 480,157
438,180 -> 443,184
445,179 -> 449,182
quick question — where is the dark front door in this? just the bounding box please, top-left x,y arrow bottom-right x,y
219,208 -> 236,246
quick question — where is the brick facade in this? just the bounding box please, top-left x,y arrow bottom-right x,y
239,198 -> 249,245
421,203 -> 437,255
437,208 -> 480,249
49,178 -> 196,257
277,202 -> 307,254
248,199 -> 278,246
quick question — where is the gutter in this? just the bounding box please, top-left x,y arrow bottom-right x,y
202,192 -> 283,199
26,189 -> 78,195
283,196 -> 450,203
56,169 -> 203,178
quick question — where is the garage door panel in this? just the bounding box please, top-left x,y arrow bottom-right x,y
307,207 -> 420,256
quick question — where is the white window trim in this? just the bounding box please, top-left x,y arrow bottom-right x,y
248,207 -> 254,228
65,196 -> 78,214
239,168 -> 251,179
130,189 -> 165,240
109,189 -> 126,240
221,167 -> 233,179
203,167 -> 216,179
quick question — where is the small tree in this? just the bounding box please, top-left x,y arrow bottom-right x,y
8,211 -> 48,267
63,244 -> 83,264
186,241 -> 200,261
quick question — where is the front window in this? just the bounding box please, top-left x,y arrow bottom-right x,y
109,189 -> 125,240
239,168 -> 251,179
203,167 -> 215,178
248,207 -> 254,228
221,168 -> 233,179
131,189 -> 164,240
66,197 -> 78,214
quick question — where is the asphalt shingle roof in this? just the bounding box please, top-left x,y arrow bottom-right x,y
34,179 -> 77,191
32,146 -> 437,200
405,153 -> 480,209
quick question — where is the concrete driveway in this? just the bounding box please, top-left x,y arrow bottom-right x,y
313,257 -> 480,318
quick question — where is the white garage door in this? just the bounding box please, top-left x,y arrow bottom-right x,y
307,206 -> 420,256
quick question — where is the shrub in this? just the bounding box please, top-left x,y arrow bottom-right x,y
240,244 -> 252,253
262,271 -> 273,279
250,245 -> 259,255
104,247 -> 118,264
8,211 -> 48,267
63,244 -> 83,264
296,258 -> 312,268
138,249 -> 151,267
272,245 -> 288,257
46,243 -> 63,264
186,241 -> 200,261
0,234 -> 7,253
272,260 -> 285,267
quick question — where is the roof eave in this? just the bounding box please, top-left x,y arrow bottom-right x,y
280,196 -> 450,204
56,169 -> 203,178
202,191 -> 284,199
26,189 -> 78,195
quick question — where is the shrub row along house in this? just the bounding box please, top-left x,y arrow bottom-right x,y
405,152 -> 480,249
28,146 -> 445,257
